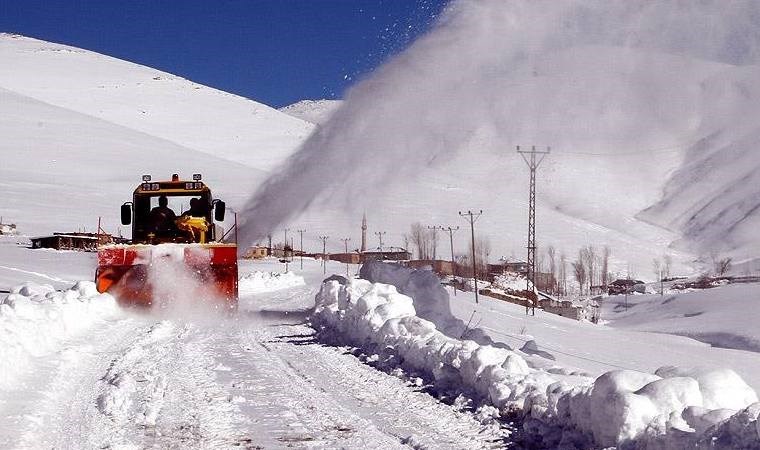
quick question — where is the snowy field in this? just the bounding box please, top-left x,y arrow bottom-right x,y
3,240 -> 760,448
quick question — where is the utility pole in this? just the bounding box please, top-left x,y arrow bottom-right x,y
375,231 -> 386,260
438,226 -> 459,296
319,235 -> 329,275
459,210 -> 482,304
341,237 -> 351,277
297,229 -> 306,270
517,145 -> 550,316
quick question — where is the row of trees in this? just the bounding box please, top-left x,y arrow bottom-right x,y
408,222 -> 439,260
404,222 -> 741,298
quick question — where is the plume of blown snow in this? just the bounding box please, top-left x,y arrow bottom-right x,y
238,0 -> 760,248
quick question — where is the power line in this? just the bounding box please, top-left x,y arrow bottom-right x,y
459,210 -> 482,304
297,229 -> 306,270
340,237 -> 351,277
438,226 -> 459,296
552,138 -> 701,157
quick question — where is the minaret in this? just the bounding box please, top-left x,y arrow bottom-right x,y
361,213 -> 367,253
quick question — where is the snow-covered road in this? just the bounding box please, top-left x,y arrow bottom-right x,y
0,259 -> 508,449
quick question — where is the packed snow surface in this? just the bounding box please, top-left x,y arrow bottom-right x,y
314,262 -> 760,448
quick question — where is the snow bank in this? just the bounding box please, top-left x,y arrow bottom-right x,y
0,281 -> 119,389
239,270 -> 305,295
313,267 -> 760,448
359,261 -> 492,343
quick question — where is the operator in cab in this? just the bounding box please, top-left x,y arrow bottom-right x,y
149,195 -> 177,237
181,198 -> 208,218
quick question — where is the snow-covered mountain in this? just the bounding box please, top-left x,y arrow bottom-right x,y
638,63 -> 760,259
279,100 -> 343,126
0,33 -> 313,173
0,34 -> 314,235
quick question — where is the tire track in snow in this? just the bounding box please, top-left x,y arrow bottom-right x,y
91,319 -> 244,449
0,315 -> 143,449
232,323 -> 508,449
196,324 -> 405,448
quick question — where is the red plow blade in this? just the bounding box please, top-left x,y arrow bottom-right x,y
96,244 -> 238,309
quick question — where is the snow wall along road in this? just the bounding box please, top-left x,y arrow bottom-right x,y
313,262 -> 760,448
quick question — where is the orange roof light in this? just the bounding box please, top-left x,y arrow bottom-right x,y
172,173 -> 179,182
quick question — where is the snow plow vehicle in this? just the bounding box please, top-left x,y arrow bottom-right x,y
96,173 -> 237,309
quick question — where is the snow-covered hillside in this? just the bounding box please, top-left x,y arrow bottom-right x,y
0,33 -> 315,236
279,100 -> 343,126
0,33 -> 313,173
0,87 -> 260,235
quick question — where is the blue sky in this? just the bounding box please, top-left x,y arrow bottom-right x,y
0,0 -> 448,107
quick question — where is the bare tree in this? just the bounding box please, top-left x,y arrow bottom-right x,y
572,257 -> 587,296
663,254 -> 672,280
559,252 -> 567,296
455,254 -> 470,277
653,258 -> 662,282
580,246 -> 596,292
430,227 -> 439,260
469,237 -> 491,278
715,257 -> 733,276
410,223 -> 426,259
547,246 -> 557,294
409,223 -> 439,260
601,246 -> 611,288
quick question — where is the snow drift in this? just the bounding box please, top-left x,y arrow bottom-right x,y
0,281 -> 120,389
312,264 -> 760,448
358,260 -> 496,345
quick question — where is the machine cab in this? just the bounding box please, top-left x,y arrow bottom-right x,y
120,173 -> 226,244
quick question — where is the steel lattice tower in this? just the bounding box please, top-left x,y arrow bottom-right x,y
517,145 -> 550,315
